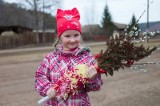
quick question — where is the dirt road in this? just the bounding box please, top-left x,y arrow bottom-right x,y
0,43 -> 160,106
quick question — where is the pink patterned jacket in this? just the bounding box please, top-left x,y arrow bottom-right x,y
35,46 -> 103,106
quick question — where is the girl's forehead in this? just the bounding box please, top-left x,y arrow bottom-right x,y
62,30 -> 80,35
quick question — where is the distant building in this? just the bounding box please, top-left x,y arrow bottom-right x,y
113,22 -> 127,36
32,29 -> 55,33
32,29 -> 56,37
82,24 -> 101,34
33,29 -> 56,43
0,25 -> 32,35
82,23 -> 127,36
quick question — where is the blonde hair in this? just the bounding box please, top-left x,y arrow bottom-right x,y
54,37 -> 60,48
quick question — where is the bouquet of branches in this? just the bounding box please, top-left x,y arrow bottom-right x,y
38,64 -> 89,104
95,36 -> 157,76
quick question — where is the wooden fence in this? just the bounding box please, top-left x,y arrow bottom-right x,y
0,32 -> 55,49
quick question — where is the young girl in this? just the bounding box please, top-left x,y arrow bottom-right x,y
35,7 -> 103,106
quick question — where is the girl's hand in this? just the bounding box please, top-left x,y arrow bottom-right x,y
87,65 -> 97,80
46,87 -> 56,99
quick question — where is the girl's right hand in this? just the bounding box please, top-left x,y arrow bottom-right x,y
46,87 -> 56,99
87,65 -> 98,80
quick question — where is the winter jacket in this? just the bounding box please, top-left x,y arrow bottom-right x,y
35,46 -> 103,106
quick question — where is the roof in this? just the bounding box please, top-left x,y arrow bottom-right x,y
0,25 -> 32,34
33,29 -> 55,33
114,22 -> 127,29
82,24 -> 101,33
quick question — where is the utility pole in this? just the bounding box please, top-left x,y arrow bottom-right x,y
42,0 -> 45,43
146,0 -> 149,42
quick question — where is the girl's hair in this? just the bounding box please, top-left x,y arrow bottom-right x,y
54,37 -> 60,48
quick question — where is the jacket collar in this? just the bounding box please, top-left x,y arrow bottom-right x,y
55,45 -> 90,56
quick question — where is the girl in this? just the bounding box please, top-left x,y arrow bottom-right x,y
35,7 -> 103,106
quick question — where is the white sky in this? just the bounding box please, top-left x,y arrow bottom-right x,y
3,0 -> 160,26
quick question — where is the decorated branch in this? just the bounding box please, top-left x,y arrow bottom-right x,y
93,10 -> 157,76
94,36 -> 157,76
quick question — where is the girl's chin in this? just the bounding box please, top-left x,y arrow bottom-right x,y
64,46 -> 78,51
69,46 -> 78,50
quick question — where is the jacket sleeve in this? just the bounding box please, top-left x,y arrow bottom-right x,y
84,51 -> 103,91
34,56 -> 52,96
85,74 -> 103,91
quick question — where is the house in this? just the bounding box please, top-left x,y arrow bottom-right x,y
82,24 -> 101,34
32,29 -> 56,43
32,29 -> 55,33
82,23 -> 127,36
113,22 -> 127,36
0,25 -> 32,35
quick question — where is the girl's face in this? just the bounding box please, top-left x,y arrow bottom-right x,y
60,30 -> 81,51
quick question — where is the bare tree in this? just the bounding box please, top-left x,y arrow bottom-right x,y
41,0 -> 61,43
84,0 -> 96,37
24,0 -> 61,44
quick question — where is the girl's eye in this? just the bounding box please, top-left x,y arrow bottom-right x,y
74,34 -> 79,37
64,35 -> 71,38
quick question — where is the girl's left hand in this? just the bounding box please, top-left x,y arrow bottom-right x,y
87,66 -> 97,80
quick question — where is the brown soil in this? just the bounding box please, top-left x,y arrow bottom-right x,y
0,41 -> 160,106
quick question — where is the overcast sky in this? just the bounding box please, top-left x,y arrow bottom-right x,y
4,0 -> 160,26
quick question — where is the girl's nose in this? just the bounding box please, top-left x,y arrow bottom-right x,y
70,37 -> 76,42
